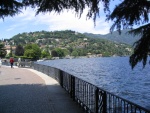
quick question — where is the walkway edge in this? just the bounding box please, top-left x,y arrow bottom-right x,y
25,68 -> 59,86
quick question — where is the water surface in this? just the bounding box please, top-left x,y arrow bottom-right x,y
37,57 -> 150,109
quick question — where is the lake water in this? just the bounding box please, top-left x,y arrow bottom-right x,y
37,57 -> 150,109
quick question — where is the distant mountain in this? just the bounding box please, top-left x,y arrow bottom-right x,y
84,29 -> 141,45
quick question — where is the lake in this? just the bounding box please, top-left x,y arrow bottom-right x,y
37,57 -> 150,109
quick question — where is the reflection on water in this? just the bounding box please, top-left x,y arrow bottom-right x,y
38,57 -> 150,109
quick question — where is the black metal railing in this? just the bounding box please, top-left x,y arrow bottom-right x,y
33,63 -> 150,113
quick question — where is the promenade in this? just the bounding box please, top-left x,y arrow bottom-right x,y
0,66 -> 84,113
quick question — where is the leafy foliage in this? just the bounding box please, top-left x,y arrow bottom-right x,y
41,50 -> 50,58
107,0 -> 150,32
22,0 -> 109,22
51,50 -> 58,57
15,45 -> 24,56
0,43 -> 7,58
1,0 -> 109,22
129,24 -> 150,69
0,0 -> 23,19
107,0 -> 150,68
54,48 -> 65,57
24,44 -> 41,60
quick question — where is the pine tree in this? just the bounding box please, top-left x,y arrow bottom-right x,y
107,0 -> 150,68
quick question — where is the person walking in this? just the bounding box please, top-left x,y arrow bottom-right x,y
10,57 -> 14,68
18,57 -> 21,67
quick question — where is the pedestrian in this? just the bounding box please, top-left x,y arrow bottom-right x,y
18,57 -> 21,67
10,57 -> 14,68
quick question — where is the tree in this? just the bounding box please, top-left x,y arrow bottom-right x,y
54,48 -> 65,58
15,45 -> 24,56
71,50 -> 78,57
41,50 -> 50,58
0,0 -> 110,24
51,50 -> 58,57
1,0 -> 150,68
0,0 -> 23,19
41,45 -> 51,58
24,49 -> 34,58
107,0 -> 150,68
24,44 -> 41,60
0,43 -> 7,58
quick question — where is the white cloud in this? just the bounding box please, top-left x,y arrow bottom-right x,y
30,8 -> 111,34
17,7 -> 111,34
1,7 -> 111,39
6,24 -> 17,31
6,22 -> 28,32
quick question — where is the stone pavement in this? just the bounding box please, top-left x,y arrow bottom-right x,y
0,66 -> 85,113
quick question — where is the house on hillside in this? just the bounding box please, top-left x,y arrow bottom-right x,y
83,38 -> 87,41
5,45 -> 16,55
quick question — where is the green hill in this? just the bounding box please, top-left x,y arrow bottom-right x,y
9,30 -> 133,57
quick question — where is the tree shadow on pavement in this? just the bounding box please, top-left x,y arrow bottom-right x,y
0,84 -> 54,113
0,83 -> 84,113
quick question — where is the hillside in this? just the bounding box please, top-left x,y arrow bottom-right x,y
8,30 -> 133,57
84,29 -> 141,45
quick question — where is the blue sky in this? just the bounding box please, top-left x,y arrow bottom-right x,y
0,1 -> 120,39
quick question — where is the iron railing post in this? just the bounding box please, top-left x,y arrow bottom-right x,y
71,76 -> 75,101
95,89 -> 107,113
95,88 -> 99,113
59,70 -> 63,87
103,91 -> 107,113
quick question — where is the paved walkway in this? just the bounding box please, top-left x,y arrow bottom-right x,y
0,66 -> 84,113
